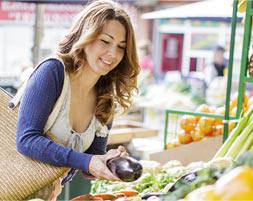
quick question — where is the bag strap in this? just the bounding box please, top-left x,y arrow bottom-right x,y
44,58 -> 70,133
9,55 -> 70,133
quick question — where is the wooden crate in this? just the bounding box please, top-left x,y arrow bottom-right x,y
148,136 -> 223,165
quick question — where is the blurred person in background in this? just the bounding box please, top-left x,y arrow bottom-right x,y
204,45 -> 228,86
139,39 -> 154,76
15,0 -> 139,200
138,40 -> 155,93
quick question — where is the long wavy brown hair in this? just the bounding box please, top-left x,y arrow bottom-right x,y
57,0 -> 140,125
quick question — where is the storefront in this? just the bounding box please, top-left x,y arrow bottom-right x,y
142,0 -> 244,78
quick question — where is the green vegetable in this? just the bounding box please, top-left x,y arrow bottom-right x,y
224,115 -> 253,159
133,173 -> 160,193
165,167 -> 223,199
90,180 -> 111,194
236,129 -> 253,160
159,170 -> 175,189
213,107 -> 253,159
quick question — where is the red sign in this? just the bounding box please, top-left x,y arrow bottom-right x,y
0,2 -> 83,25
0,2 -> 34,22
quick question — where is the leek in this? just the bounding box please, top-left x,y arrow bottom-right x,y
213,107 -> 253,159
213,116 -> 248,159
235,130 -> 253,160
224,116 -> 253,159
249,143 -> 253,152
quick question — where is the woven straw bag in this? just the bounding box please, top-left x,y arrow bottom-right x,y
0,57 -> 69,200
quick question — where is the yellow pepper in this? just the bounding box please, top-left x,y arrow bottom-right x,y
214,166 -> 253,200
185,166 -> 253,201
186,185 -> 220,201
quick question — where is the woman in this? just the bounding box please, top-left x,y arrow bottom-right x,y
16,0 -> 139,199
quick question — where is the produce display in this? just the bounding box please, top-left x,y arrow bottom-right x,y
88,152 -> 253,201
88,105 -> 253,200
79,95 -> 253,201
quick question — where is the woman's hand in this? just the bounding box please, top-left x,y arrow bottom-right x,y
117,145 -> 128,157
88,146 -> 128,181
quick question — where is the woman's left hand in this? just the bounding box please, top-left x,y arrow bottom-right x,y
87,146 -> 128,181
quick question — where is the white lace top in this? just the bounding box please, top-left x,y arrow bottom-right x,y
49,80 -> 109,153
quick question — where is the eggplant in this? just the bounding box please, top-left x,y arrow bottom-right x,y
168,171 -> 198,192
106,156 -> 143,182
141,192 -> 167,200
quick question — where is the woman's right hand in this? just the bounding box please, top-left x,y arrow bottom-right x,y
88,149 -> 122,181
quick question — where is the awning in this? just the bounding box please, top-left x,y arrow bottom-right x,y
142,0 -> 243,20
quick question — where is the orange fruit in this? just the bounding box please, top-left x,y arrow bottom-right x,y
230,106 -> 237,117
243,93 -> 249,108
230,93 -> 248,111
196,104 -> 211,113
180,115 -> 198,133
190,127 -> 204,141
196,104 -> 216,113
214,118 -> 223,126
178,130 -> 192,144
243,105 -> 248,113
229,121 -> 236,132
230,100 -> 237,110
198,117 -> 215,135
212,125 -> 224,136
215,107 -> 225,126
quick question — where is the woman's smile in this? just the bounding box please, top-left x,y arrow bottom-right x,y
100,58 -> 112,66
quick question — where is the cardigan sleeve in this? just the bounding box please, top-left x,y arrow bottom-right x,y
85,122 -> 113,155
16,59 -> 92,173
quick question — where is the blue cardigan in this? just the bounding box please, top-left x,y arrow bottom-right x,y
16,59 -> 110,173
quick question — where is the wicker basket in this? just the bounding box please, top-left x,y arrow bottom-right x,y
0,88 -> 68,200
